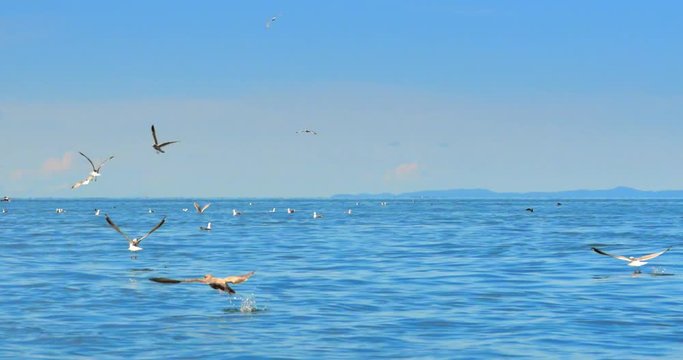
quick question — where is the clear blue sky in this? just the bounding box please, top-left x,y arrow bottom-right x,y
1,1 -> 682,197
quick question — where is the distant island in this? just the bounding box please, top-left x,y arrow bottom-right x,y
331,186 -> 683,199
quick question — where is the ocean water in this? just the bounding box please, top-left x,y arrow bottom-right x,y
1,199 -> 683,359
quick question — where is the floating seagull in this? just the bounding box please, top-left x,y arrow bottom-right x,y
55,208 -> 65,214
194,202 -> 211,214
148,208 -> 154,214
525,208 -> 534,212
556,202 -> 562,206
78,151 -> 114,181
297,129 -> 318,135
150,271 -> 255,294
2,208 -> 6,214
313,211 -> 323,219
151,125 -> 179,154
105,214 -> 166,252
232,209 -> 241,216
2,196 -> 10,202
269,208 -> 276,213
200,222 -> 212,231
287,208 -> 295,214
346,209 -> 352,215
591,246 -> 672,273
94,209 -> 101,216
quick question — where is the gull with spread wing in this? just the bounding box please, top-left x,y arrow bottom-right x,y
105,214 -> 166,251
591,246 -> 672,273
150,271 -> 255,294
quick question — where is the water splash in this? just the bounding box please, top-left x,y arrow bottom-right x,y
239,294 -> 257,313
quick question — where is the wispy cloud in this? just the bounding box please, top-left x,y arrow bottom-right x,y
386,162 -> 420,182
41,152 -> 74,174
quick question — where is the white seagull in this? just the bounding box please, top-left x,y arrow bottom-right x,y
265,15 -> 280,29
95,209 -> 101,216
151,125 -> 179,153
592,246 -> 672,273
270,208 -> 276,213
313,211 -> 323,219
297,129 -> 318,135
105,214 -> 166,252
232,209 -> 241,216
200,222 -> 212,231
194,202 -> 211,214
287,208 -> 295,214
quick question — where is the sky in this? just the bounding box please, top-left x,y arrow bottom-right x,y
1,0 -> 683,198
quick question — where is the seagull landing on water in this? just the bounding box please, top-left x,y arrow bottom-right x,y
194,202 -> 211,214
105,214 -> 166,252
297,129 -> 318,135
151,125 -> 179,154
200,222 -> 212,231
592,246 -> 672,273
150,271 -> 255,294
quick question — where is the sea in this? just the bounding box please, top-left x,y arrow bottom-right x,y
1,199 -> 682,359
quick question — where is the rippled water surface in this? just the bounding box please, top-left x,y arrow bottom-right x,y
2,199 -> 683,358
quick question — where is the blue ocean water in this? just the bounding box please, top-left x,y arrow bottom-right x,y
1,199 -> 683,358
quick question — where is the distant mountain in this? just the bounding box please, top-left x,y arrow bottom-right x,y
331,186 -> 683,199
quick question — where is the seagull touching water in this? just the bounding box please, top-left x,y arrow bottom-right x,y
150,271 -> 255,294
591,246 -> 672,273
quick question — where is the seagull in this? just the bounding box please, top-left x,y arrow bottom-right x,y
55,208 -> 65,214
105,214 -> 166,252
297,129 -> 318,135
148,208 -> 154,214
2,196 -> 10,202
270,208 -> 276,213
265,15 -> 279,29
526,208 -> 534,212
346,209 -> 352,215
194,202 -> 211,214
77,152 -> 114,181
287,208 -> 295,214
151,125 -> 179,153
232,209 -> 241,216
182,208 -> 189,212
94,209 -> 101,216
150,271 -> 255,294
313,211 -> 323,219
591,246 -> 672,273
200,222 -> 212,231
72,174 -> 95,189
2,208 -> 6,214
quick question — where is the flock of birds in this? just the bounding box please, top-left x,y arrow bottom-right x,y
58,124 -> 322,295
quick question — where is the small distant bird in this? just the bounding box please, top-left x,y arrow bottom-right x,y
105,214 -> 166,252
148,208 -> 154,214
265,15 -> 279,29
94,209 -> 101,216
287,208 -> 295,214
200,222 -> 212,231
182,208 -> 189,212
591,246 -> 672,273
556,202 -> 562,206
72,174 -> 95,189
313,211 -> 323,219
2,196 -> 11,202
270,208 -> 276,213
297,129 -> 318,135
232,209 -> 241,216
194,202 -> 211,214
1,208 -> 6,214
526,208 -> 534,212
150,271 -> 255,294
55,208 -> 65,214
346,209 -> 352,215
151,125 -> 179,154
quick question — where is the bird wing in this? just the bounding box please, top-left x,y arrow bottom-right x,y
637,247 -> 671,261
71,174 -> 94,189
201,203 -> 211,213
137,216 -> 166,243
96,155 -> 115,171
223,271 -> 255,284
151,125 -> 159,145
591,247 -> 631,262
158,141 -> 179,148
79,152 -> 97,171
105,214 -> 132,241
150,277 -> 204,284
193,202 -> 201,213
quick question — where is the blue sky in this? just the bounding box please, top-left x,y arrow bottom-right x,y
1,1 -> 682,197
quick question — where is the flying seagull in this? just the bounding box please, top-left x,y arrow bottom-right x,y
265,14 -> 280,29
591,246 -> 672,272
151,125 -> 179,153
297,129 -> 318,135
105,214 -> 166,252
194,202 -> 211,214
150,271 -> 255,294
78,151 -> 114,181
